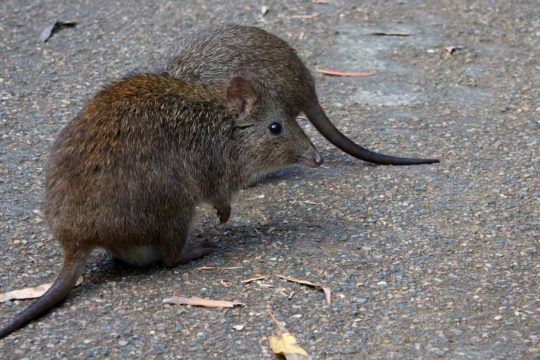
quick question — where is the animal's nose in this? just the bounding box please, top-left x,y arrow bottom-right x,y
313,152 -> 323,166
301,149 -> 323,168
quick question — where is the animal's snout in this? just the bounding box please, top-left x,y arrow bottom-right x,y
300,148 -> 323,168
312,151 -> 323,167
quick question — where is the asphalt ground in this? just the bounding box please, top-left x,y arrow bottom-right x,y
0,1 -> 538,359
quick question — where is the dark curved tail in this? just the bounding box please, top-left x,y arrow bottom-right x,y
0,252 -> 87,339
304,102 -> 440,165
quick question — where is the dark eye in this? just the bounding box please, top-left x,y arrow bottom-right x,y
268,122 -> 282,135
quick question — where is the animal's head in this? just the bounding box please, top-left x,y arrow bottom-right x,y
226,75 -> 322,180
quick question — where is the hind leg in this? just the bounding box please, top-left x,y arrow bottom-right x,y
159,218 -> 217,268
106,245 -> 163,267
168,240 -> 217,268
161,239 -> 216,268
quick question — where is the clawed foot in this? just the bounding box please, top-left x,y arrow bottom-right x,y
162,240 -> 217,268
214,203 -> 231,224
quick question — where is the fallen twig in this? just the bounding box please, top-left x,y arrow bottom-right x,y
367,32 -> 411,37
241,275 -> 267,284
292,13 -> 319,19
276,274 -> 331,304
316,69 -> 377,77
196,266 -> 243,271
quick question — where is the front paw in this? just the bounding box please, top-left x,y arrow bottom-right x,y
214,204 -> 231,224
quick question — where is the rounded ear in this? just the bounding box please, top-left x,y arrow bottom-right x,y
227,75 -> 256,117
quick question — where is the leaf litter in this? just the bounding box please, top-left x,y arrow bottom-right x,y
0,275 -> 84,302
241,275 -> 267,284
292,13 -> 319,19
163,295 -> 245,308
38,21 -> 77,43
445,45 -> 465,58
277,274 -> 331,304
268,307 -> 311,360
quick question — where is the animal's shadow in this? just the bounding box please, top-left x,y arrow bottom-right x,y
54,154 -> 364,300
255,154 -> 372,187
80,219 -> 322,290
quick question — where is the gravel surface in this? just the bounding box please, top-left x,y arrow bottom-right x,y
1,0 -> 538,359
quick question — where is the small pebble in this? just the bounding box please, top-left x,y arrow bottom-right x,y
435,349 -> 447,356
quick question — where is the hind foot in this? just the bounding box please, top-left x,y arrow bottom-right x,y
162,240 -> 217,268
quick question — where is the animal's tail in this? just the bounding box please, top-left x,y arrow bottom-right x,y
0,250 -> 88,339
304,101 -> 440,165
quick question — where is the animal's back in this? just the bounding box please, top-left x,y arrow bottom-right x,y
164,25 -> 315,113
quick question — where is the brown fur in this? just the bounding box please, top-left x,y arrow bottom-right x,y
163,25 -> 439,165
0,73 -> 321,338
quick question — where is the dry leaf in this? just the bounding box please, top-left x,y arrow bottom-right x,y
163,295 -> 245,308
321,287 -> 332,304
316,69 -> 377,77
268,308 -> 311,360
0,276 -> 84,303
241,275 -> 266,284
276,274 -> 331,304
39,21 -> 77,43
270,333 -> 311,359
